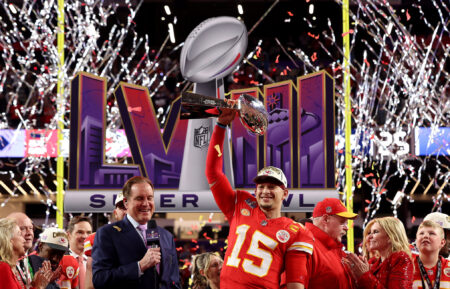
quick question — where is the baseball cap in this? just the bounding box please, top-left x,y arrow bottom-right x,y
40,227 -> 69,251
115,192 -> 124,207
253,166 -> 287,188
424,212 -> 450,230
313,198 -> 357,219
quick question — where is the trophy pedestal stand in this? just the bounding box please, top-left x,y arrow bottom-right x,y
179,79 -> 235,191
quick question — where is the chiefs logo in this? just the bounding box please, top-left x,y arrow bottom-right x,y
444,268 -> 450,278
276,230 -> 290,243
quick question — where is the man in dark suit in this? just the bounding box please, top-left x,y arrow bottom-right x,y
92,176 -> 181,289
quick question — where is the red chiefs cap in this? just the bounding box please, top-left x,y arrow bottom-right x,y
313,198 -> 357,219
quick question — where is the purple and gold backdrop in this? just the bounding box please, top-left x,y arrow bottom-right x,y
115,83 -> 188,188
69,73 -> 141,189
68,71 -> 335,211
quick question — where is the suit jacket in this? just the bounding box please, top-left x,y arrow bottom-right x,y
92,217 -> 180,289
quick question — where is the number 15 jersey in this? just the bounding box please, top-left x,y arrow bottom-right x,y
212,176 -> 314,289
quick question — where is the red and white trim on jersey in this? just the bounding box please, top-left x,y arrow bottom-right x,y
288,242 -> 314,255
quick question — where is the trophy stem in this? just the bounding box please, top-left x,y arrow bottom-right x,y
178,81 -> 235,191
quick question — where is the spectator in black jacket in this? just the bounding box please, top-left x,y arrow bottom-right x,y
29,227 -> 69,289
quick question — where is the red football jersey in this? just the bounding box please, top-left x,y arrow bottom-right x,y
206,125 -> 313,288
58,255 -> 79,289
212,178 -> 313,289
412,255 -> 450,289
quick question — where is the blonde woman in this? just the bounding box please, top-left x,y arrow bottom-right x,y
344,217 -> 413,289
191,252 -> 223,289
0,218 -> 52,289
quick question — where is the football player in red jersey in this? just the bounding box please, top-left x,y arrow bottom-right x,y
206,104 -> 314,289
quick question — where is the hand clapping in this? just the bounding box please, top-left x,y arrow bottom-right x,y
31,260 -> 52,289
342,253 -> 370,281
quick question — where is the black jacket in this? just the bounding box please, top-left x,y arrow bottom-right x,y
28,255 -> 60,289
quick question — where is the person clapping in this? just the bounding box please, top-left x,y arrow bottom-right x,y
344,217 -> 413,289
0,218 -> 52,289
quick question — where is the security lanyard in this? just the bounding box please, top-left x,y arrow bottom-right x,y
417,257 -> 441,289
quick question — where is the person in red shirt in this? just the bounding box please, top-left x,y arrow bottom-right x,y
344,217 -> 413,289
7,212 -> 35,287
412,220 -> 450,289
58,255 -> 79,289
299,198 -> 357,289
206,106 -> 314,289
0,218 -> 52,289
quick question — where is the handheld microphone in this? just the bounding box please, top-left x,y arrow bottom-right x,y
146,220 -> 160,249
146,220 -> 161,287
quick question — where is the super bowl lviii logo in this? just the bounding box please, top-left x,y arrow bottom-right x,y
67,16 -> 335,212
68,70 -> 335,191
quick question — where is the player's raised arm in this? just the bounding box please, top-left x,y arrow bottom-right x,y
205,101 -> 238,217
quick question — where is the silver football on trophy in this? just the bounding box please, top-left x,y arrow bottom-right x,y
180,92 -> 269,136
180,16 -> 247,83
